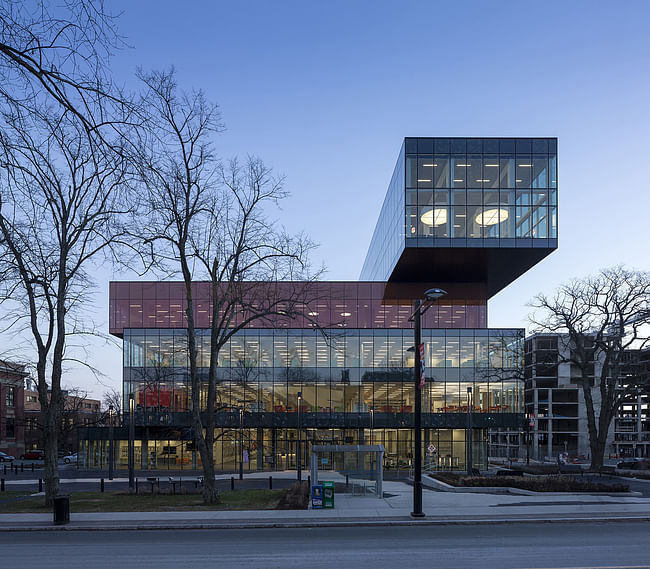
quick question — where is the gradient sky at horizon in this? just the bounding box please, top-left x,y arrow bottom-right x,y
26,0 -> 650,398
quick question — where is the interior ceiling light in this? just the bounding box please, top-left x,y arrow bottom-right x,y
420,208 -> 448,226
475,208 -> 509,226
453,179 -> 464,182
518,164 -> 532,167
417,179 -> 432,183
484,164 -> 499,167
307,311 -> 319,316
340,312 -> 352,317
455,164 -> 470,167
421,163 -> 437,167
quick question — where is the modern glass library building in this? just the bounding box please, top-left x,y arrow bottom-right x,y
80,137 -> 557,472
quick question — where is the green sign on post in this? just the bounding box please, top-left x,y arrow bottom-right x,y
322,481 -> 335,508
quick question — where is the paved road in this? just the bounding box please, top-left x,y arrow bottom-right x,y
2,522 -> 650,569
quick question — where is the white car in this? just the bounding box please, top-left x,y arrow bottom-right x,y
62,452 -> 77,464
0,451 -> 15,462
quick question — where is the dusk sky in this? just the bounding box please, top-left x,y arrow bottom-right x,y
72,0 -> 650,398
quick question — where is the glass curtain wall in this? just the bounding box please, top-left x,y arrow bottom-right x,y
405,138 -> 557,241
122,328 -> 523,416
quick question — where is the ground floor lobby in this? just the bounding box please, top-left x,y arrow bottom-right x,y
79,427 -> 489,472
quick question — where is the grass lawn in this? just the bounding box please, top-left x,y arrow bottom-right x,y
0,489 -> 287,513
0,491 -> 32,502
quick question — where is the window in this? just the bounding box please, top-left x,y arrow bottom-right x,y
5,386 -> 14,407
6,417 -> 15,438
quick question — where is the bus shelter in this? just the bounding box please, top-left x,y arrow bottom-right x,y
310,444 -> 385,499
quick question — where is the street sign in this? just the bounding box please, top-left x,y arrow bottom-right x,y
427,444 -> 437,455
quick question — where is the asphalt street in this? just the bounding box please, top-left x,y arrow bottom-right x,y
2,522 -> 650,569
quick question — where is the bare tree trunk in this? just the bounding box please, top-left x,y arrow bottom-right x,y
43,411 -> 59,505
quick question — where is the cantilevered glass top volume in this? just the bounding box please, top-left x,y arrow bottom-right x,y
361,137 -> 558,295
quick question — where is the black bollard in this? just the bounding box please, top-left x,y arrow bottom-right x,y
1,478 -> 4,492
269,476 -> 272,490
346,475 -> 349,488
21,463 -> 23,473
135,478 -> 139,494
31,463 -> 34,472
101,478 -> 105,492
231,476 -> 234,490
308,475 -> 310,489
3,464 -> 5,475
39,478 -> 43,492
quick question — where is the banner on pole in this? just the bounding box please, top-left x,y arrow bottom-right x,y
419,343 -> 425,389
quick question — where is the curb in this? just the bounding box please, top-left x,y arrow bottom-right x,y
2,515 -> 650,532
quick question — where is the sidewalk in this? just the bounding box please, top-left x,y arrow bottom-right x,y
2,471 -> 650,531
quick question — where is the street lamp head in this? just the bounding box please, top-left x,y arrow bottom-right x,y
424,288 -> 447,302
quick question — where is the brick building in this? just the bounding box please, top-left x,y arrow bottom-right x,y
0,361 -> 28,458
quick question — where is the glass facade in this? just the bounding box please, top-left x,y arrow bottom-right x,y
80,427 -> 488,473
359,144 -> 405,282
404,137 -> 557,242
109,281 -> 488,334
122,327 -> 523,417
361,137 -> 558,283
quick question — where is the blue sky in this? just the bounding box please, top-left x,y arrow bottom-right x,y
80,0 -> 650,397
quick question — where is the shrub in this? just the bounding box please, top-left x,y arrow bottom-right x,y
276,481 -> 309,510
430,473 -> 629,493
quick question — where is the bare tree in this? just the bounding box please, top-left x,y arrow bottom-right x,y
0,0 -> 132,505
135,69 -> 319,503
102,387 -> 122,424
0,104 -> 132,504
59,387 -> 101,451
530,267 -> 650,470
0,1 -> 126,142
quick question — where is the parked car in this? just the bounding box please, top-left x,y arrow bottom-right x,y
62,453 -> 77,464
20,449 -> 45,460
617,458 -> 650,470
0,451 -> 15,462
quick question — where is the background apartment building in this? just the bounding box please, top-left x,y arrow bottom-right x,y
524,334 -> 648,461
24,379 -> 101,454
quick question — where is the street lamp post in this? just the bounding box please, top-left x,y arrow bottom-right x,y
108,405 -> 114,481
128,393 -> 135,490
297,391 -> 302,481
526,412 -> 531,466
466,387 -> 473,476
410,287 -> 447,518
239,408 -> 244,480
